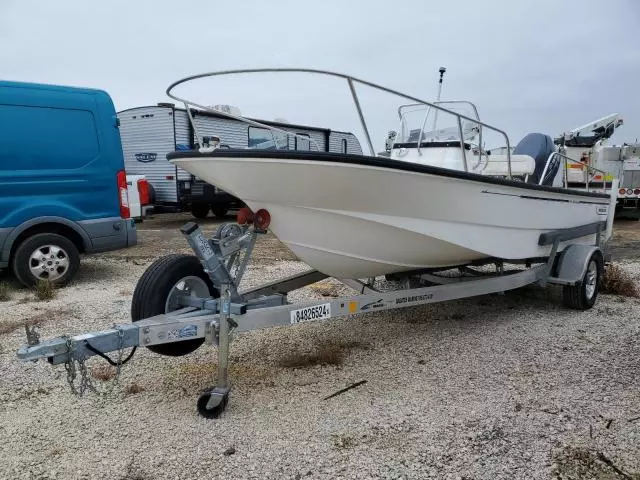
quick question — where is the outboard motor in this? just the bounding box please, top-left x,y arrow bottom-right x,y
513,133 -> 557,185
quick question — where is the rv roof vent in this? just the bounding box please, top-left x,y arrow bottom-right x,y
209,104 -> 242,117
157,102 -> 175,108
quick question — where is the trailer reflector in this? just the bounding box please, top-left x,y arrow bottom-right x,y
254,209 -> 271,230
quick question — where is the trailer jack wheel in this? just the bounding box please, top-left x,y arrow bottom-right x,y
197,390 -> 229,418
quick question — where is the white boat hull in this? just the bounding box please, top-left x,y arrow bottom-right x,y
170,153 -> 611,278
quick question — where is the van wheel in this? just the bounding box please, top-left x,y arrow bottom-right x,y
191,204 -> 210,219
12,233 -> 80,287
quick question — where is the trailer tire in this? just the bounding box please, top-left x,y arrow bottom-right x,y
131,254 -> 218,356
191,204 -> 210,219
211,206 -> 229,218
562,252 -> 602,310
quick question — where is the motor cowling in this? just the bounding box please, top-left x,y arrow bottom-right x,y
513,133 -> 557,185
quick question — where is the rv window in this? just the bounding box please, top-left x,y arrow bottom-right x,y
295,134 -> 311,151
341,138 -> 348,154
248,126 -> 288,150
0,105 -> 99,170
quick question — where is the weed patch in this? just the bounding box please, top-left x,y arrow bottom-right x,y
602,263 -> 639,298
34,279 -> 55,301
0,282 -> 11,302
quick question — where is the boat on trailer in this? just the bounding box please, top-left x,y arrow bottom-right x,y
16,69 -> 619,419
166,69 -> 615,278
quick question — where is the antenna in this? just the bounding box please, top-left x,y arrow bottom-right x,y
431,66 -> 447,131
436,66 -> 446,102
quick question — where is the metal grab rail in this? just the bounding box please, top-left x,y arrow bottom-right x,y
539,151 -> 611,191
165,68 -> 514,179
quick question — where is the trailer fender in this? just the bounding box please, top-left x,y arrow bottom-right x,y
554,245 -> 603,286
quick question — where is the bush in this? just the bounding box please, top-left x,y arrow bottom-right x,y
601,263 -> 639,298
34,279 -> 55,301
0,282 -> 10,302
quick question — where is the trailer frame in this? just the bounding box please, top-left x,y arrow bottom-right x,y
17,214 -> 611,418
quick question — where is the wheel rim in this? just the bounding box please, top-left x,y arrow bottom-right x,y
29,244 -> 70,281
165,276 -> 210,313
585,260 -> 598,300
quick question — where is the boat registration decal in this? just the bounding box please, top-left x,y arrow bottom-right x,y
290,303 -> 331,324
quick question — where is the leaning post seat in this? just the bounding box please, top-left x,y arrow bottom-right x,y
513,133 -> 557,185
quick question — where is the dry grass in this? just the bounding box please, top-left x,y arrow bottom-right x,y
120,455 -> 150,480
601,263 -> 639,298
34,279 -> 55,301
0,281 -> 11,302
164,362 -> 273,394
47,447 -> 64,458
331,433 -> 358,449
278,339 -> 369,369
279,344 -> 344,368
124,383 -> 146,395
91,364 -> 116,381
308,280 -> 342,297
552,446 -> 639,479
0,310 -> 58,335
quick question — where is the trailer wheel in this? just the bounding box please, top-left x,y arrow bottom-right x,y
131,254 -> 218,356
562,252 -> 602,310
191,204 -> 210,219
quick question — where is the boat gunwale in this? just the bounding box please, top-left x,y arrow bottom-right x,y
167,149 -> 611,200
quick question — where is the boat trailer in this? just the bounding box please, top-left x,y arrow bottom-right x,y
16,211 -> 611,418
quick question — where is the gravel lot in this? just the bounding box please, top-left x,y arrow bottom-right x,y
1,213 -> 639,480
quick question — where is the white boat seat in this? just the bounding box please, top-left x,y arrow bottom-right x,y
475,154 -> 536,177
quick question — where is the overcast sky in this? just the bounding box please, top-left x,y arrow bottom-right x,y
2,0 -> 639,152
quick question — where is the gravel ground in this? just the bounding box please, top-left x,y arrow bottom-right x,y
1,217 -> 639,480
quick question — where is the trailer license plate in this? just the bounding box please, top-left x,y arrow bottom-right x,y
290,303 -> 331,324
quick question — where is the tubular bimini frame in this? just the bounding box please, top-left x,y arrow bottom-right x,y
165,69 -> 515,179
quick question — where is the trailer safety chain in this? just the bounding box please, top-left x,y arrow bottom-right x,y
64,338 -> 95,397
64,328 -> 129,397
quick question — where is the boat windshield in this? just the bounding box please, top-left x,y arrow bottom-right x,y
395,102 -> 481,145
247,127 -> 290,150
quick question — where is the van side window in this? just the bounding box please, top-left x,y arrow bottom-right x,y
0,105 -> 99,170
248,126 -> 288,150
295,134 -> 310,151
